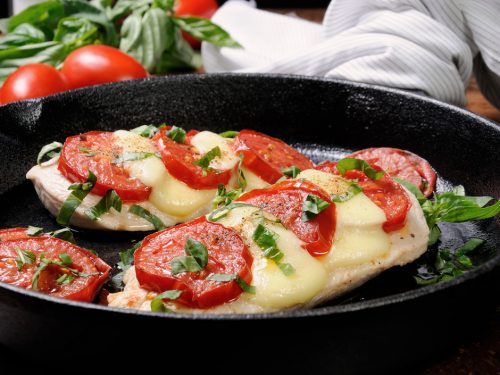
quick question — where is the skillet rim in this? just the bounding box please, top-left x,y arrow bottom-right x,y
0,73 -> 498,320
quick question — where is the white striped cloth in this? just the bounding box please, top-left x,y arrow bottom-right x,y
202,0 -> 500,109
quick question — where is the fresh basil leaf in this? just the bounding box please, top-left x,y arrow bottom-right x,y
130,124 -> 160,138
86,189 -> 123,220
31,253 -> 51,291
253,224 -> 294,276
166,126 -> 186,143
237,153 -> 247,190
57,170 -> 97,226
207,273 -> 256,294
78,145 -> 97,157
393,177 -> 427,204
109,0 -> 152,22
37,141 -> 63,165
59,253 -> 72,266
27,226 -> 44,237
117,241 -> 142,271
157,27 -> 200,71
170,255 -> 203,275
212,184 -> 244,209
49,227 -> 76,243
184,237 -> 208,269
336,158 -> 385,180
302,194 -> 330,222
112,151 -> 158,164
15,248 -> 36,271
0,23 -> 46,46
129,205 -> 167,230
207,202 -> 255,222
219,130 -> 239,139
281,166 -> 301,178
194,146 -> 221,173
8,1 -> 65,35
173,16 -> 241,48
331,181 -> 363,203
455,238 -> 485,257
56,273 -> 75,285
152,0 -> 175,11
53,16 -> 101,49
427,225 -> 441,246
278,263 -> 296,276
150,289 -> 181,312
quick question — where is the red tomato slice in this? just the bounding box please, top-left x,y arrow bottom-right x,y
315,161 -> 411,232
0,236 -> 110,302
58,131 -> 151,202
238,179 -> 336,256
135,217 -> 253,309
153,128 -> 234,190
348,148 -> 436,197
0,228 -> 32,242
233,130 -> 314,184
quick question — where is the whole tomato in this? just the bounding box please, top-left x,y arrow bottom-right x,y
176,0 -> 219,49
0,63 -> 68,104
61,45 -> 148,90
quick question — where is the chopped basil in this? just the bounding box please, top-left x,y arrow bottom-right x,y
131,125 -> 160,138
194,146 -> 221,174
57,171 -> 97,226
330,181 -> 363,203
414,238 -> 485,285
37,141 -> 63,165
15,248 -> 36,271
111,151 -> 158,165
336,158 -> 385,180
219,130 -> 239,138
109,241 -> 142,290
237,154 -> 247,190
58,253 -> 72,266
86,190 -> 123,220
170,238 -> 208,275
150,290 -> 182,313
78,146 -> 97,157
393,177 -> 427,205
56,274 -> 75,285
49,227 -> 76,244
302,194 -> 330,222
129,205 -> 166,230
282,166 -> 301,178
252,224 -> 295,276
212,184 -> 244,209
166,126 -> 187,143
207,273 -> 256,294
26,226 -> 44,237
207,202 -> 255,222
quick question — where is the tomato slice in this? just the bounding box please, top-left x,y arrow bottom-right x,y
134,217 -> 253,308
153,128 -> 234,190
348,147 -> 436,197
315,161 -> 411,232
233,130 -> 314,184
0,236 -> 110,302
0,228 -> 32,242
238,179 -> 336,256
58,131 -> 151,202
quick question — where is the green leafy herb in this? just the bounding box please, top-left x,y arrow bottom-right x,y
219,130 -> 239,139
173,16 -> 241,48
49,227 -> 76,243
86,189 -> 123,220
78,145 -> 97,157
282,166 -> 301,178
112,151 -> 158,164
414,238 -> 485,285
27,226 -> 44,237
150,290 -> 182,313
15,248 -> 36,271
207,274 -> 256,294
129,205 -> 166,230
302,194 -> 330,222
37,141 -> 63,165
109,241 -> 142,290
166,126 -> 187,143
58,253 -> 72,266
252,224 -> 295,276
170,237 -> 208,275
57,170 -> 97,226
56,273 -> 75,285
330,181 -> 363,203
336,158 -> 385,180
207,202 -> 254,222
212,184 -> 244,209
130,124 -> 160,138
237,153 -> 247,190
393,177 -> 427,205
194,146 -> 221,174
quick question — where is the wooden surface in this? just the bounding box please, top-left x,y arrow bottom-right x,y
270,8 -> 500,124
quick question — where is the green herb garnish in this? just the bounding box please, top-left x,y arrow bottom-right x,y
207,274 -> 256,294
166,126 -> 187,144
282,166 -> 301,178
129,205 -> 166,230
219,130 -> 239,138
330,181 -> 363,203
252,224 -> 295,276
336,158 -> 385,180
207,202 -> 255,222
86,190 -> 123,220
131,125 -> 160,138
56,274 -> 75,285
150,290 -> 182,313
302,194 -> 330,222
111,151 -> 158,165
37,142 -> 63,165
57,170 -> 97,226
15,248 -> 36,271
194,146 -> 221,174
49,227 -> 76,243
26,226 -> 44,237
108,241 -> 142,290
78,146 -> 97,157
170,238 -> 208,275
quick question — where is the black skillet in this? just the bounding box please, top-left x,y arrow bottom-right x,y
0,74 -> 498,373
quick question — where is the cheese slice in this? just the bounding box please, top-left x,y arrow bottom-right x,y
190,131 -> 239,171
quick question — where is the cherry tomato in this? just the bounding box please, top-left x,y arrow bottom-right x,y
0,63 -> 68,104
61,45 -> 148,90
58,131 -> 151,202
315,161 -> 411,232
0,236 -> 110,302
348,147 -> 436,197
0,228 -> 34,242
153,127 -> 235,190
176,0 -> 219,49
135,217 -> 253,308
238,179 -> 336,256
233,130 -> 315,184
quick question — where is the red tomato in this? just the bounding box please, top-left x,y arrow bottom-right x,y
58,131 -> 151,202
153,128 -> 235,190
315,161 -> 411,232
61,45 -> 148,90
0,228 -> 32,242
135,217 -> 253,308
348,147 -> 436,197
238,179 -> 336,256
233,130 -> 315,184
176,0 -> 219,49
0,64 -> 67,104
0,236 -> 110,302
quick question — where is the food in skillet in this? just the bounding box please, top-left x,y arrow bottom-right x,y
0,228 -> 110,302
27,127 -> 313,231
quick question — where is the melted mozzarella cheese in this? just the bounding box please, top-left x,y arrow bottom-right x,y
216,206 -> 328,309
190,131 -> 239,171
241,167 -> 269,190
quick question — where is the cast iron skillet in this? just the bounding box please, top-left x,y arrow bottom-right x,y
0,74 -> 498,373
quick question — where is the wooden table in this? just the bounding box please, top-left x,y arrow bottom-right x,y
270,7 -> 500,375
